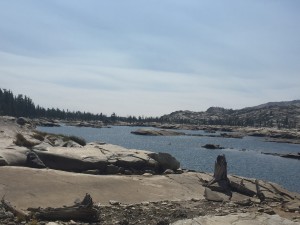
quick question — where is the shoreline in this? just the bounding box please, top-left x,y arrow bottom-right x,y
0,116 -> 300,224
34,118 -> 300,145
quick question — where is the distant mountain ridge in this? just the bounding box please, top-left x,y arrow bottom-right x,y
161,100 -> 300,128
247,100 -> 300,109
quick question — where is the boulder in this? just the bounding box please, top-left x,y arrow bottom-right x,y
26,151 -> 46,168
284,201 -> 300,212
27,143 -> 173,174
62,141 -> 82,148
204,187 -> 230,202
33,142 -> 53,151
202,144 -> 224,149
164,169 -> 175,174
0,146 -> 29,166
106,164 -> 120,174
16,117 -> 29,126
148,152 -> 180,171
0,155 -> 8,166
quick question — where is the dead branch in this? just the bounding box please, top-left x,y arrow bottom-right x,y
230,180 -> 256,197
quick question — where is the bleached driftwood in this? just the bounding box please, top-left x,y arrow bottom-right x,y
28,193 -> 98,222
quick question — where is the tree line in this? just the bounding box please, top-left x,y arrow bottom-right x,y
0,88 -> 162,123
1,88 -> 297,128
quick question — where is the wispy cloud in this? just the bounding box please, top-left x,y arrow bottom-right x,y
0,0 -> 299,116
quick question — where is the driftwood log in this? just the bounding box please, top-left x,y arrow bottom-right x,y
28,193 -> 98,222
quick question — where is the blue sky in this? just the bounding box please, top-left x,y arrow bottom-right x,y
0,0 -> 299,116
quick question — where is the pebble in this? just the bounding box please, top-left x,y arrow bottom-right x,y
6,222 -> 16,225
109,200 -> 120,206
143,173 -> 153,177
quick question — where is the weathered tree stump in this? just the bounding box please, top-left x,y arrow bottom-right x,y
205,154 -> 232,198
28,193 -> 98,222
205,154 -> 260,199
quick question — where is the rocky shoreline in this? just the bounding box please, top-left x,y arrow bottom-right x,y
33,117 -> 300,145
261,152 -> 300,160
2,197 -> 299,225
0,116 -> 300,224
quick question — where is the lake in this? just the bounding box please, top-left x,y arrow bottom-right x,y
37,125 -> 300,193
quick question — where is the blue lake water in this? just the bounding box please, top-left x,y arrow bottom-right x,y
37,125 -> 300,193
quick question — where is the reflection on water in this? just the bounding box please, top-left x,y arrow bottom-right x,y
37,125 -> 300,193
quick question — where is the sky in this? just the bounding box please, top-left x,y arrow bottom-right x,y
0,0 -> 299,117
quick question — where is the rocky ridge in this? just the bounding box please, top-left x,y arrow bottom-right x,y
161,100 -> 300,129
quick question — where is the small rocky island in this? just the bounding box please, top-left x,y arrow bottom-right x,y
131,128 -> 185,136
0,116 -> 300,225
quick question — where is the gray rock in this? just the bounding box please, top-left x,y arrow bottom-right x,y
62,141 -> 82,148
106,164 -> 120,174
171,213 -> 300,225
0,147 -> 28,166
116,156 -> 150,171
82,169 -> 100,175
262,152 -> 300,160
26,151 -> 46,168
109,200 -> 120,205
235,198 -> 252,206
148,152 -> 180,171
164,169 -> 175,174
34,151 -> 107,172
38,120 -> 60,127
202,144 -> 224,149
46,222 -> 61,225
204,187 -> 226,202
124,170 -> 133,175
54,138 -> 64,147
143,173 -> 153,177
0,156 -> 8,166
16,117 -> 29,126
259,207 -> 276,215
32,142 -> 52,151
284,201 -> 300,212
